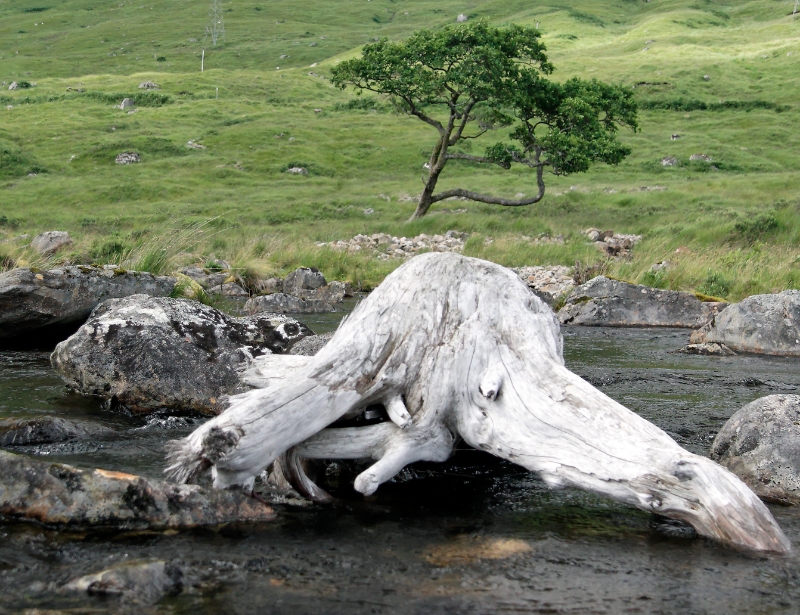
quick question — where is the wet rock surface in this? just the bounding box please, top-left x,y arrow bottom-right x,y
690,290 -> 800,356
711,394 -> 800,503
51,295 -> 312,414
0,416 -> 113,446
0,450 -> 275,529
559,275 -> 727,327
2,327 -> 800,614
0,265 -> 175,343
63,560 -> 182,604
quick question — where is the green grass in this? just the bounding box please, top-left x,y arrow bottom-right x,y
1,0 -> 799,299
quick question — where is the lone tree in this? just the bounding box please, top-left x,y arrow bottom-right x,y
330,21 -> 638,220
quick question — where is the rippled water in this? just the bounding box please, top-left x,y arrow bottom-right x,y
1,321 -> 800,614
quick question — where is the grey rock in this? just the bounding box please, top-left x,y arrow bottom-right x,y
289,331 -> 334,356
0,449 -> 275,529
63,560 -> 181,604
558,276 -> 727,328
255,277 -> 283,294
286,166 -> 308,175
676,342 -> 736,356
0,265 -> 175,341
8,82 -> 18,91
179,267 -> 228,289
690,153 -> 712,162
690,291 -> 800,356
219,282 -> 249,297
283,267 -> 327,295
710,395 -> 800,503
115,151 -> 140,164
456,13 -> 468,22
0,417 -> 114,446
138,81 -> 160,90
661,156 -> 678,166
118,97 -> 135,109
31,230 -> 72,255
246,292 -> 335,314
51,295 -> 313,414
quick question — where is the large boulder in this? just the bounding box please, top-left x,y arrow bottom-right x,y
710,395 -> 800,504
30,230 -> 72,255
245,292 -> 335,314
0,265 -> 175,341
0,450 -> 275,529
283,266 -> 326,296
51,295 -> 313,414
690,291 -> 800,356
558,276 -> 727,328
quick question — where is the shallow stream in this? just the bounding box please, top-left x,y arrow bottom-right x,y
1,318 -> 800,614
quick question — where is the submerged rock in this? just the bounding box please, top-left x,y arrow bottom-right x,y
0,417 -> 114,446
0,265 -> 175,342
558,276 -> 727,328
51,295 -> 312,414
63,560 -> 182,604
711,395 -> 800,504
690,291 -> 800,356
0,450 -> 275,528
246,292 -> 335,314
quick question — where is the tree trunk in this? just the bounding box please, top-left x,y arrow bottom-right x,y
167,253 -> 791,553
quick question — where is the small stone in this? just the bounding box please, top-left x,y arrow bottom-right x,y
661,156 -> 678,167
703,74 -> 710,81
689,153 -> 712,162
8,82 -> 18,91
456,13 -> 468,22
671,134 -> 680,140
286,166 -> 308,175
138,80 -> 160,89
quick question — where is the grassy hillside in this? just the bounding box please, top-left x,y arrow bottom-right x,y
1,0 -> 799,298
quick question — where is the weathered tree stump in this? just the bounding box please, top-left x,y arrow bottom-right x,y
166,253 -> 790,552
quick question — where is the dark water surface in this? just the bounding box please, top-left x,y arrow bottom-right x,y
1,323 -> 800,614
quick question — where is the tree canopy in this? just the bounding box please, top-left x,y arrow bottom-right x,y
330,21 -> 638,220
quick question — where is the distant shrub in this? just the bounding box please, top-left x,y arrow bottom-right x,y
331,97 -> 390,113
16,81 -> 32,89
734,213 -> 779,242
0,216 -> 20,229
23,6 -> 49,12
641,270 -> 668,289
698,271 -> 732,298
639,98 -> 787,112
156,56 -> 167,62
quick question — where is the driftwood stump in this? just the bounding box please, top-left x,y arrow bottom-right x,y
167,253 -> 790,552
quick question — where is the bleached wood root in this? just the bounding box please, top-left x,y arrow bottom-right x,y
167,252 -> 791,553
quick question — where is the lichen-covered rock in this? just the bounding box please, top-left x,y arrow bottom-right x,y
690,291 -> 800,356
558,276 -> 727,328
0,417 -> 114,446
0,265 -> 175,341
245,292 -> 335,314
710,395 -> 800,503
0,450 -> 275,528
51,295 -> 313,414
30,231 -> 72,255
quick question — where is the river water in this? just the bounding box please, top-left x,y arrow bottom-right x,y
1,319 -> 800,614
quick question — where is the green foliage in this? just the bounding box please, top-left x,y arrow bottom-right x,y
639,98 -> 787,112
698,271 -> 732,298
734,213 -> 779,243
331,21 -> 637,214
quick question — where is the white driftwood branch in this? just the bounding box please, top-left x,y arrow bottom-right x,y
167,253 -> 791,553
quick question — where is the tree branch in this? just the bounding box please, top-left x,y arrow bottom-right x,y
430,163 -> 546,207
